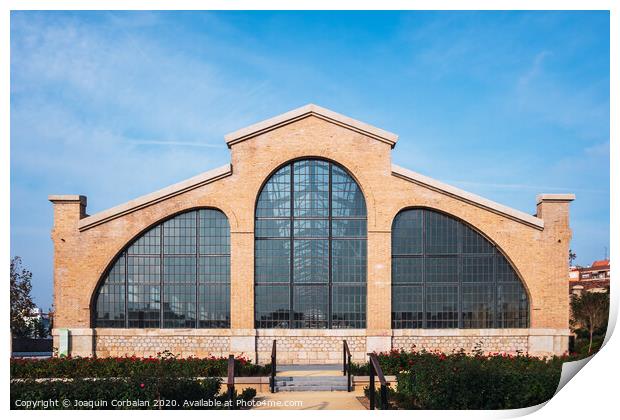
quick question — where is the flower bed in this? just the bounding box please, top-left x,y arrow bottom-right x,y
11,352 -> 270,379
11,377 -> 256,410
355,349 -> 569,409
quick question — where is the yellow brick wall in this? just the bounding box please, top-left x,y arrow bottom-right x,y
50,115 -> 573,358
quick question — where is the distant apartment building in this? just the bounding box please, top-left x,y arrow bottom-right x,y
569,259 -> 610,295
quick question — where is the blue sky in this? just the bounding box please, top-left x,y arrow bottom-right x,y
10,11 -> 609,310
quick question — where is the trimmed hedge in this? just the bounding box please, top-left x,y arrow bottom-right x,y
356,349 -> 567,409
11,377 -> 256,410
11,353 -> 270,379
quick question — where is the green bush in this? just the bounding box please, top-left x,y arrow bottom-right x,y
11,377 -> 255,410
355,349 -> 567,409
11,353 -> 270,379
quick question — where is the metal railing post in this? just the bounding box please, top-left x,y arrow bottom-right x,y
369,355 -> 375,410
270,340 -> 277,393
226,354 -> 235,410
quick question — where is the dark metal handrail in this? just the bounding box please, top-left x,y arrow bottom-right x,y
368,353 -> 389,410
343,340 -> 352,392
226,354 -> 235,409
270,340 -> 277,393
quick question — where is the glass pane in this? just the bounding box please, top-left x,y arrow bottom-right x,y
425,211 -> 459,254
128,227 -> 160,255
255,240 -> 290,283
392,285 -> 423,329
462,225 -> 494,254
198,256 -> 230,284
256,219 -> 290,238
462,256 -> 494,283
496,254 -> 519,283
127,256 -> 160,284
462,283 -> 494,328
392,257 -> 424,284
293,285 -> 328,328
425,284 -> 458,328
332,285 -> 366,328
332,239 -> 366,283
425,257 -> 458,283
293,219 -> 328,238
392,209 -> 423,255
198,283 -> 230,328
331,165 -> 366,217
255,285 -> 290,328
293,240 -> 329,283
163,283 -> 196,328
293,160 -> 329,217
332,219 -> 366,237
199,209 -> 230,254
163,212 -> 197,254
497,283 -> 529,328
127,284 -> 160,328
256,165 -> 291,218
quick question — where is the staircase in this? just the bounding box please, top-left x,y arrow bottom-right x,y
274,364 -> 349,392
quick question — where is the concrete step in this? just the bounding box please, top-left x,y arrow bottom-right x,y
275,376 -> 347,383
275,384 -> 350,392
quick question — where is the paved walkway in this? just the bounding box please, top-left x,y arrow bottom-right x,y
252,390 -> 365,410
251,364 -> 365,410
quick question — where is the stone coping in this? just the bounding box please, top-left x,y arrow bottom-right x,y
225,104 -> 399,148
392,164 -> 546,230
536,193 -> 576,204
392,328 -> 570,337
57,328 -> 569,337
256,329 -> 367,337
48,195 -> 87,204
76,164 -> 232,231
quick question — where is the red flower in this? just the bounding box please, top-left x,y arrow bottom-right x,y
140,383 -> 145,388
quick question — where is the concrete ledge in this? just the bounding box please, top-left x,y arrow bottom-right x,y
536,193 -> 576,204
391,328 -> 568,337
48,195 -> 87,204
92,328 -> 232,336
256,329 -> 367,337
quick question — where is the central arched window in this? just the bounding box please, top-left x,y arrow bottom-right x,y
391,208 -> 529,329
93,209 -> 230,328
255,159 -> 367,329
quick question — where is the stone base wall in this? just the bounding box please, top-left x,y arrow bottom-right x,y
256,330 -> 367,364
392,335 -> 528,355
93,329 -> 230,358
57,328 -> 568,361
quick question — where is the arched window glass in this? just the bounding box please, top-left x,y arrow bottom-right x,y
391,209 -> 529,329
94,209 -> 230,328
255,159 -> 367,329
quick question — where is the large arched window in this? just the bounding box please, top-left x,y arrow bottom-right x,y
255,159 -> 367,329
93,209 -> 230,328
391,209 -> 529,329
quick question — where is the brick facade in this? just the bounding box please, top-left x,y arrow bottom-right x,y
50,104 -> 574,362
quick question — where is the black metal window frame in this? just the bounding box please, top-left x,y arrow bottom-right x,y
93,208 -> 231,328
255,159 -> 367,329
391,208 -> 529,329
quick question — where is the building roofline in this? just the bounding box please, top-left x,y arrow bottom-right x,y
536,193 -> 576,205
77,164 -> 232,231
391,164 -> 545,230
224,104 -> 399,148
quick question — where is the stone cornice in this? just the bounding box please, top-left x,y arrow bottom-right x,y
77,164 -> 232,231
392,164 -> 546,230
225,104 -> 399,149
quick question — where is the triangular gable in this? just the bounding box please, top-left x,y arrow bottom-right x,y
224,104 -> 399,148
